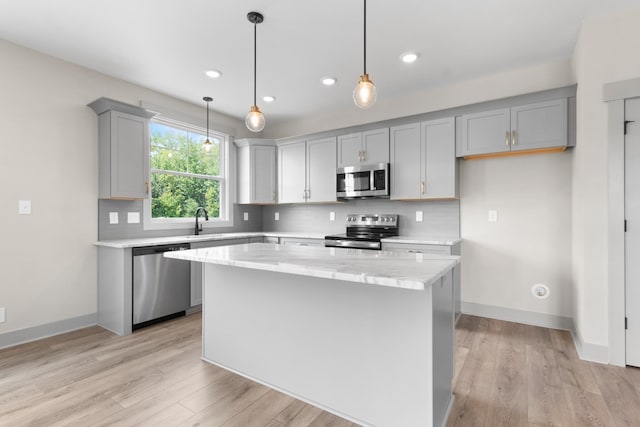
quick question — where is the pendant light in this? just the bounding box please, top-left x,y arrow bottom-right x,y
203,96 -> 213,153
353,0 -> 376,109
245,11 -> 265,132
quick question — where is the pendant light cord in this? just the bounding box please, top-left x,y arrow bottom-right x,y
253,22 -> 257,107
206,101 -> 209,140
363,0 -> 367,75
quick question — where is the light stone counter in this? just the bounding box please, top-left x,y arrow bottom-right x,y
164,242 -> 459,291
381,235 -> 462,246
173,242 -> 457,426
95,231 -> 327,248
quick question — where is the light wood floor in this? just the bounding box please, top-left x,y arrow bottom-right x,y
1,313 -> 639,427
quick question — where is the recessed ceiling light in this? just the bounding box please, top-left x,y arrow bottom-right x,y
263,95 -> 276,103
205,69 -> 222,78
322,77 -> 337,86
401,52 -> 419,63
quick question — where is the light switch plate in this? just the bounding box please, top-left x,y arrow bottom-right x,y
275,212 -> 279,221
18,200 -> 31,215
127,212 -> 140,224
0,307 -> 5,323
243,212 -> 249,221
416,211 -> 423,222
329,211 -> 335,221
488,210 -> 498,222
109,212 -> 119,224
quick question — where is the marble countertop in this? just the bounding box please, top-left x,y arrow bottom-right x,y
381,236 -> 462,245
164,243 -> 459,291
95,232 -> 328,248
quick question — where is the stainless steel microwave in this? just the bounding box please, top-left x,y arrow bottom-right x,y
336,163 -> 390,200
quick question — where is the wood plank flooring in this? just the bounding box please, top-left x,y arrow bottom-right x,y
1,313 -> 640,426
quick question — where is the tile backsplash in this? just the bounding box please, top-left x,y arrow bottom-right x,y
98,200 -> 263,240
262,199 -> 459,238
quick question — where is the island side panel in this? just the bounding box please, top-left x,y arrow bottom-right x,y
432,270 -> 455,427
202,263 -> 451,427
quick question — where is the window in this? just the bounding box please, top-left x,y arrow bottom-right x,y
144,117 -> 231,229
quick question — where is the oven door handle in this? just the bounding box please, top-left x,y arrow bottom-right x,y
326,239 -> 380,250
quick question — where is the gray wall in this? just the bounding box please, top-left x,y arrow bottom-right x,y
98,200 -> 263,240
262,199 -> 460,238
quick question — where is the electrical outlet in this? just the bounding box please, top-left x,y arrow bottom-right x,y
18,200 -> 31,215
329,211 -> 335,221
0,307 -> 5,323
243,212 -> 249,221
275,212 -> 279,221
127,212 -> 140,224
488,210 -> 498,222
415,211 -> 423,222
109,212 -> 119,224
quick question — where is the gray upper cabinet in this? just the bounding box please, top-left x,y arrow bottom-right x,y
278,141 -> 306,203
510,99 -> 568,151
390,123 -> 422,199
236,139 -> 277,204
456,98 -> 569,157
89,98 -> 155,200
306,136 -> 337,203
337,128 -> 389,167
390,118 -> 457,200
278,136 -> 336,204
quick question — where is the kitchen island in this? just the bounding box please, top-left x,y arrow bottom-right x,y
165,243 -> 459,427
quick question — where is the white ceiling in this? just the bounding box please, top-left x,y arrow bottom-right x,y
0,0 -> 636,127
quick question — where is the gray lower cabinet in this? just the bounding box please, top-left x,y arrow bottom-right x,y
88,98 -> 156,199
382,241 -> 461,322
189,238 -> 250,306
456,98 -> 569,157
279,237 -> 324,247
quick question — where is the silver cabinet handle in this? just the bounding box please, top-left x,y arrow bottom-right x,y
421,181 -> 425,194
407,250 -> 423,254
505,131 -> 510,147
512,130 -> 517,146
362,150 -> 366,162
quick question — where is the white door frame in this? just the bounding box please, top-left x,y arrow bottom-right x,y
605,77 -> 640,366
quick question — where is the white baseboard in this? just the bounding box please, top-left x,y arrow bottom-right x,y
571,327 -> 610,364
461,302 -> 574,330
0,313 -> 97,350
461,302 -> 609,364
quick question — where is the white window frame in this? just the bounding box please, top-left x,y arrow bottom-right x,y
143,116 -> 233,230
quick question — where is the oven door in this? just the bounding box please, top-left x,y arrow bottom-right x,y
336,163 -> 389,199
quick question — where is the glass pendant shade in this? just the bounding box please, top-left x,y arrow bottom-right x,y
245,105 -> 265,132
353,73 -> 377,109
203,139 -> 213,153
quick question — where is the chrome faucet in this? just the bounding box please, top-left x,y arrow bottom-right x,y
195,206 -> 209,235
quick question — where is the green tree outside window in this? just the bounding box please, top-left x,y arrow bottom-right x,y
150,122 -> 222,218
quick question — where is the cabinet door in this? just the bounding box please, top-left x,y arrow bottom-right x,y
422,118 -> 456,199
306,136 -> 337,203
278,141 -> 306,203
110,110 -> 149,199
252,145 -> 277,203
510,99 -> 567,151
362,128 -> 390,164
457,108 -> 510,156
337,133 -> 362,167
390,123 -> 421,200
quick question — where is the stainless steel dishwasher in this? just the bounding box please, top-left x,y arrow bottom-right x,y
132,243 -> 190,330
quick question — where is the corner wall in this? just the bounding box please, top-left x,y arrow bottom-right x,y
571,8 -> 640,362
0,39 -> 247,337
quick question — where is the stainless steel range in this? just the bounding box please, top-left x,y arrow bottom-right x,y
324,214 -> 399,250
